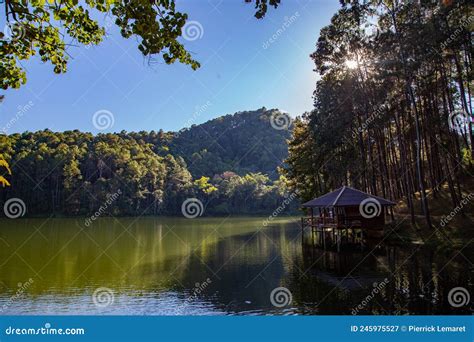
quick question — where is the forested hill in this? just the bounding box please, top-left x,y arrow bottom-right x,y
140,107 -> 291,179
0,108 -> 296,217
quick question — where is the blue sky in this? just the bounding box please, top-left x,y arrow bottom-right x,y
1,0 -> 339,133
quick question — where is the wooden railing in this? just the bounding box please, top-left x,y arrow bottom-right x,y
301,216 -> 336,227
339,216 -> 362,227
301,216 -> 362,228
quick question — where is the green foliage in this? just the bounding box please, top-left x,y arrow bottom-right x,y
281,116 -> 318,202
169,108 -> 291,179
284,0 -> 473,213
461,148 -> 473,169
202,171 -> 298,215
1,0 -> 278,90
194,176 -> 218,195
0,154 -> 11,187
245,0 -> 280,19
0,112 -> 297,216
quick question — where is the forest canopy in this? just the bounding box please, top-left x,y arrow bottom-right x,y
0,108 -> 297,217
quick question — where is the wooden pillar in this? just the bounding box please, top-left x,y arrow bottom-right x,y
337,230 -> 341,253
323,228 -> 326,249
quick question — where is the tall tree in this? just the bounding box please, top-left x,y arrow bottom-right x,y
285,0 -> 472,228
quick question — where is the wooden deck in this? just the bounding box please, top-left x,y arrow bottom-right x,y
301,216 -> 374,252
300,216 -> 363,229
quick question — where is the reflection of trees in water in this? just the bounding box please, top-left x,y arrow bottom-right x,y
175,226 -> 292,314
289,243 -> 473,315
384,246 -> 473,315
1,218 -> 471,315
161,224 -> 473,315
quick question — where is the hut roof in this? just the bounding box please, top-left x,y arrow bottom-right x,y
301,186 -> 396,208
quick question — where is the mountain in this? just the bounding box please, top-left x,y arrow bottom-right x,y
169,107 -> 291,179
0,108 -> 296,217
128,107 -> 292,179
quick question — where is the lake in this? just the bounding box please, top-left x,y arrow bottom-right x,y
0,216 -> 471,315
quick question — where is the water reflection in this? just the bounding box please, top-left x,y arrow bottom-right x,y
0,217 -> 472,315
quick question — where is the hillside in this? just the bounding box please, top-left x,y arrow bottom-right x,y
127,107 -> 291,179
131,108 -> 291,179
169,107 -> 291,179
0,108 -> 295,217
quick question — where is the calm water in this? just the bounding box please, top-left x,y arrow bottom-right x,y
0,217 -> 472,315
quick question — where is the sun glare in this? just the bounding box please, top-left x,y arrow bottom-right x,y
345,59 -> 358,69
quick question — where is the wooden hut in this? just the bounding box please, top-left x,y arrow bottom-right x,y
301,186 -> 395,251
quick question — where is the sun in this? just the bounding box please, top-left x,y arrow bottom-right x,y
345,59 -> 358,69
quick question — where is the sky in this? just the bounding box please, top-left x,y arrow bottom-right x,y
1,0 -> 340,134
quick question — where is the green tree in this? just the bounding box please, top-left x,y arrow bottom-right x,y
0,115 -> 296,216
0,155 -> 11,187
284,0 -> 472,227
194,176 -> 218,195
1,0 -> 279,90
